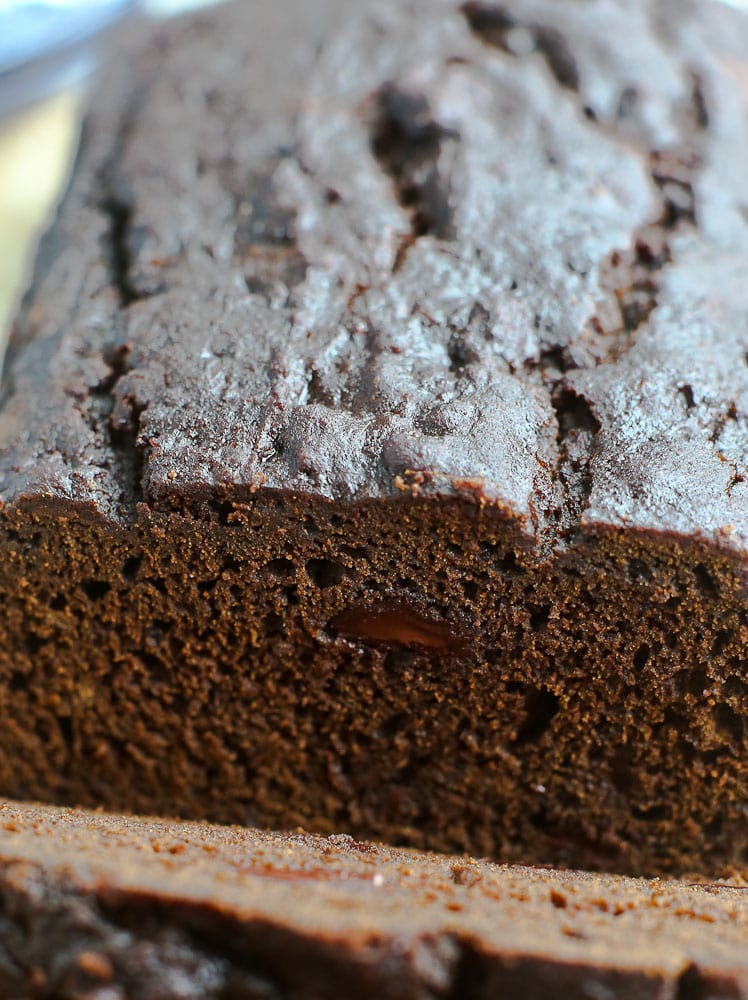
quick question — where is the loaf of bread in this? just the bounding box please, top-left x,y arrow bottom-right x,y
1,0 -> 748,876
0,798 -> 747,999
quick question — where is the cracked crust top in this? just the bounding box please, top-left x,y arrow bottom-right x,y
1,0 -> 748,555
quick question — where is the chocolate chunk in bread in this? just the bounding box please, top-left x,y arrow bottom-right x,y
0,799 -> 747,999
1,0 -> 748,875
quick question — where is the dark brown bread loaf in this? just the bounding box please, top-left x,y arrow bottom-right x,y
1,0 -> 748,876
0,799 -> 748,999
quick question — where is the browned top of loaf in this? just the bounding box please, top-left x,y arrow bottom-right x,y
1,0 -> 748,556
1,800 -> 748,999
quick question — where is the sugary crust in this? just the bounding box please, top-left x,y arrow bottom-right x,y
2,0 -> 748,550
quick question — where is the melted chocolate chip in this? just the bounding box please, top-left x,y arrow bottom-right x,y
330,602 -> 468,651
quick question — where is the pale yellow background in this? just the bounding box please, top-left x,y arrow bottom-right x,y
0,90 -> 81,345
0,0 -> 224,353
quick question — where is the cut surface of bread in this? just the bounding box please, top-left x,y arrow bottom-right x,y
0,800 -> 747,999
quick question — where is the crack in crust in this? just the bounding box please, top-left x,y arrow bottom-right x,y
461,1 -> 580,91
549,388 -> 601,542
371,84 -> 459,271
96,86 -> 156,307
232,158 -> 309,302
88,344 -> 147,515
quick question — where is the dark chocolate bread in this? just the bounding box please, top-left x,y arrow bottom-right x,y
1,0 -> 748,876
1,799 -> 748,1000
